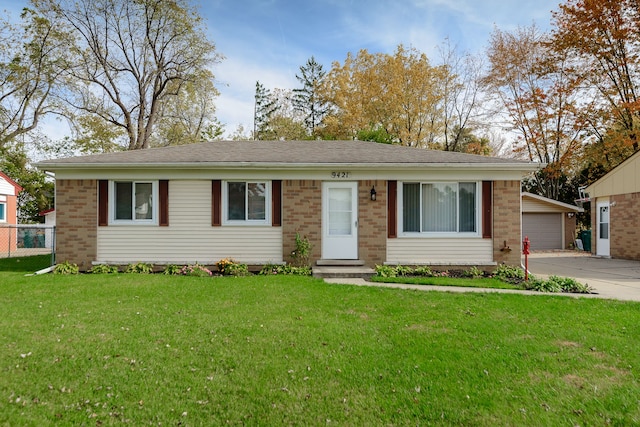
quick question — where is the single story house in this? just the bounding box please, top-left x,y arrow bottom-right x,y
521,192 -> 583,251
36,140 -> 540,270
586,149 -> 640,260
0,171 -> 22,253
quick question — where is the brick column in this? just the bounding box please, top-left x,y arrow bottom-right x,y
55,179 -> 97,270
282,180 -> 322,265
358,180 -> 386,267
492,180 -> 522,266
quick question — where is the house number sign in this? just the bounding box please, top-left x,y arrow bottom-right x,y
331,172 -> 351,179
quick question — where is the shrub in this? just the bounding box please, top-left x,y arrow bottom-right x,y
291,233 -> 312,267
523,275 -> 593,294
375,265 -> 397,278
216,258 -> 249,277
88,264 -> 118,274
462,266 -> 483,279
413,266 -> 434,277
53,261 -> 79,275
493,264 -> 525,283
162,264 -> 182,275
125,262 -> 154,274
395,265 -> 414,277
180,263 -> 213,277
259,263 -> 312,276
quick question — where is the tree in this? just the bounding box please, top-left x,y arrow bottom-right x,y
32,0 -> 221,150
253,81 -> 279,140
293,56 -> 329,136
551,0 -> 640,155
483,25 -> 585,200
437,40 -> 486,153
0,8 -> 67,149
321,45 -> 449,147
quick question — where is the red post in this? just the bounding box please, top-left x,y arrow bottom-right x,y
522,236 -> 530,281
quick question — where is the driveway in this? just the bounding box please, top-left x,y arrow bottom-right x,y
527,252 -> 640,302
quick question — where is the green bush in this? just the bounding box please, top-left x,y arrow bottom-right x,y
462,266 -> 483,279
162,264 -> 182,275
125,262 -> 154,274
259,263 -> 312,276
493,264 -> 525,283
374,265 -> 398,278
525,275 -> 593,294
88,264 -> 119,274
53,261 -> 79,275
216,258 -> 250,277
413,266 -> 434,277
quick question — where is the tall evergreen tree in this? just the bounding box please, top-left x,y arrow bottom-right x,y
293,57 -> 329,137
253,81 -> 279,140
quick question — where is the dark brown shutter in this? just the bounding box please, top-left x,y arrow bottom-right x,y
482,181 -> 492,238
387,180 -> 397,238
212,180 -> 221,226
98,180 -> 108,226
272,180 -> 282,227
159,180 -> 169,226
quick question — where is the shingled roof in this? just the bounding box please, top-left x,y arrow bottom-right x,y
37,140 -> 535,170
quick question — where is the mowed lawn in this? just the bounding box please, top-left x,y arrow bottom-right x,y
1,269 -> 639,425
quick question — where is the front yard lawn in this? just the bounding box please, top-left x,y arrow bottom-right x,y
1,271 -> 638,425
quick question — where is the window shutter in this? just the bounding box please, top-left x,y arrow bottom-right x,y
482,181 -> 492,238
98,180 -> 108,226
159,180 -> 169,226
272,180 -> 282,227
212,180 -> 221,226
387,180 -> 397,238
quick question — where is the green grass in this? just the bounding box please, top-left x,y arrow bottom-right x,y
370,275 -> 521,290
0,254 -> 52,272
1,272 -> 639,425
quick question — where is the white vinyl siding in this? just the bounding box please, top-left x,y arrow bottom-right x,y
0,178 -> 16,196
387,238 -> 494,265
97,180 -> 282,264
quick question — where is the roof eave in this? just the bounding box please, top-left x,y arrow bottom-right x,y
37,161 -> 542,172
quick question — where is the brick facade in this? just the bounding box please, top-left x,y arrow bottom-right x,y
56,179 -> 97,270
282,180 -> 323,265
492,180 -> 522,266
610,193 -> 640,260
357,180 -> 387,267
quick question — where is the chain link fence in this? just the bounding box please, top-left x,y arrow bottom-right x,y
0,225 -> 55,265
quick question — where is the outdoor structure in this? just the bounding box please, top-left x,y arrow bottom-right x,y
586,149 -> 640,260
521,192 -> 583,251
37,140 -> 539,271
0,171 -> 22,253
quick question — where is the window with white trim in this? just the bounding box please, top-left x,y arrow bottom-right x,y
0,202 -> 5,222
401,182 -> 479,234
224,181 -> 270,224
110,181 -> 157,224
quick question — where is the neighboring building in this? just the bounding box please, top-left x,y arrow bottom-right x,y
521,192 -> 583,251
0,171 -> 23,253
37,140 -> 539,271
586,150 -> 640,260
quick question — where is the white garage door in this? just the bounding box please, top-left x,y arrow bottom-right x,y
522,213 -> 563,250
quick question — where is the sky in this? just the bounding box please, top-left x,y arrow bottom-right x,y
4,0 -> 561,140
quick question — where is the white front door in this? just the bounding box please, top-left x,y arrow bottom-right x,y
596,201 -> 610,257
322,182 -> 358,260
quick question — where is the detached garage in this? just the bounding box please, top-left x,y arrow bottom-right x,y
522,192 -> 583,251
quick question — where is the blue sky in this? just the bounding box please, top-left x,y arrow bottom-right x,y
4,0 -> 561,139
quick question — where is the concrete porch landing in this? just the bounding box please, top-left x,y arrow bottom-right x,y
312,260 -> 375,279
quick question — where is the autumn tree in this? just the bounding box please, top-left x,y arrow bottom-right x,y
483,25 -> 585,200
293,56 -> 329,137
32,0 -> 221,150
321,45 -> 448,147
550,0 -> 640,174
0,8 -> 67,149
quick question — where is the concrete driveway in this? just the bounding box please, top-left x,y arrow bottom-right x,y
527,252 -> 640,302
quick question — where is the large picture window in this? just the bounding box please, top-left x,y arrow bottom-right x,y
111,181 -> 156,223
402,182 -> 478,234
225,181 -> 269,224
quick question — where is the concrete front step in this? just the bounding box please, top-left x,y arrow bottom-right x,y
312,265 -> 375,279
